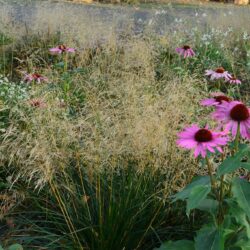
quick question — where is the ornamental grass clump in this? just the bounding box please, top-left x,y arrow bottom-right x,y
1,15 -> 250,248
1,35 -> 207,248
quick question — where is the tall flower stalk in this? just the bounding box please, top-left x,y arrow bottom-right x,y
165,92 -> 250,249
49,44 -> 76,72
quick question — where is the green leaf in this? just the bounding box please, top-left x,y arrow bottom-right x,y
232,178 -> 250,220
7,244 -> 23,250
0,246 -> 4,250
173,176 -> 210,202
186,185 -> 211,216
228,200 -> 250,239
54,61 -> 64,69
218,145 -> 250,176
233,239 -> 250,249
154,240 -> 194,250
196,198 -> 219,214
240,163 -> 250,170
195,225 -> 225,250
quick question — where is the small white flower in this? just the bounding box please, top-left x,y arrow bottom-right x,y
243,31 -> 249,40
174,18 -> 183,23
148,19 -> 153,25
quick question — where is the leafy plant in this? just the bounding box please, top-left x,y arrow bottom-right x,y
7,165 -> 196,249
0,244 -> 23,250
0,75 -> 30,104
158,119 -> 250,249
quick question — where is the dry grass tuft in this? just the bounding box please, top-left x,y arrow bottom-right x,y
2,0 -> 249,192
0,37 -> 205,192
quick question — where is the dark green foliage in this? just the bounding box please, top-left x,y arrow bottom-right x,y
4,166 -> 198,249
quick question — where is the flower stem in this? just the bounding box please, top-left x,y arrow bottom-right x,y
64,53 -> 68,72
234,122 -> 240,153
229,122 -> 241,197
217,174 -> 225,224
205,156 -> 216,192
218,80 -> 221,90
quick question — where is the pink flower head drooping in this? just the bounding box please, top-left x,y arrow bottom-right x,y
28,98 -> 47,108
24,73 -> 48,84
49,45 -> 76,54
177,124 -> 228,158
212,101 -> 250,139
175,45 -> 195,58
205,67 -> 231,81
239,175 -> 247,179
201,92 -> 232,107
227,75 -> 242,85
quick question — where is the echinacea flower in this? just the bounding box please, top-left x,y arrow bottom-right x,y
175,45 -> 195,58
24,73 -> 48,84
49,45 -> 76,54
227,75 -> 241,84
177,124 -> 228,158
201,92 -> 232,107
28,98 -> 46,108
205,67 -> 231,81
58,99 -> 67,108
239,175 -> 247,179
212,101 -> 250,139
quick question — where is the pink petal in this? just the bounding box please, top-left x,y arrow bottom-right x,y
49,48 -> 62,54
177,139 -> 197,149
231,121 -> 239,137
66,48 -> 76,53
201,98 -> 217,106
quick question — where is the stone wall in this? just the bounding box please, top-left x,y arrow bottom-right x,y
70,0 -> 249,4
234,0 -> 249,4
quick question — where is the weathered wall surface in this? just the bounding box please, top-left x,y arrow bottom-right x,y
234,0 -> 249,5
69,0 -> 249,4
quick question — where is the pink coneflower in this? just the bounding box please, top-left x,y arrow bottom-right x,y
227,75 -> 241,84
24,73 -> 48,84
239,175 -> 247,179
201,93 -> 232,107
177,124 -> 228,158
205,67 -> 231,81
49,45 -> 76,54
239,175 -> 250,182
175,45 -> 195,58
28,98 -> 47,108
212,101 -> 250,139
58,99 -> 67,108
